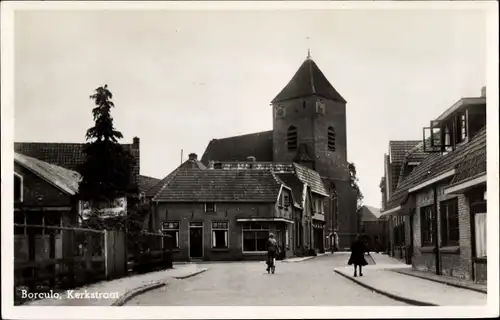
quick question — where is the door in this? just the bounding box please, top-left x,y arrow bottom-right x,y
189,222 -> 203,258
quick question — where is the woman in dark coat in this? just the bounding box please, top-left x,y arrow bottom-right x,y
348,235 -> 368,277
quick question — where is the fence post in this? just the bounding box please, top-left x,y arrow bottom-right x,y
104,230 -> 111,280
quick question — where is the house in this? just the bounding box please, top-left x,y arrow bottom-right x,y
13,137 -> 157,227
381,87 -> 487,283
357,205 -> 387,252
200,53 -> 358,249
146,153 -> 328,261
14,152 -> 82,262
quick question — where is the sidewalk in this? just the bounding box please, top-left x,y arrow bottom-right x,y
334,253 -> 487,306
25,264 -> 208,306
391,268 -> 487,294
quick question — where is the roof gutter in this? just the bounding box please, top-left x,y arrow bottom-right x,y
408,169 -> 456,193
444,173 -> 486,195
380,205 -> 402,216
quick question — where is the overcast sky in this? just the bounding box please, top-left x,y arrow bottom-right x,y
14,8 -> 486,208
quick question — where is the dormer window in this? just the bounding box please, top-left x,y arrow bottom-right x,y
214,162 -> 222,169
287,126 -> 298,151
283,194 -> 290,208
14,173 -> 23,202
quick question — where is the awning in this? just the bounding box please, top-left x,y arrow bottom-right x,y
236,217 -> 294,224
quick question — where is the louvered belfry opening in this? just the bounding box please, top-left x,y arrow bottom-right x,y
328,126 -> 336,151
287,126 -> 298,151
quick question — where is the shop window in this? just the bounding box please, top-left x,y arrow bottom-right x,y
242,223 -> 270,252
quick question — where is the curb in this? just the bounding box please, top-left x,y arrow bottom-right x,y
333,269 -> 438,306
173,268 -> 208,280
112,282 -> 167,306
112,268 -> 208,306
390,269 -> 487,294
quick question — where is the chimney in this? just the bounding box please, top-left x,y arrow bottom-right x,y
133,137 -> 140,148
247,156 -> 256,162
188,153 -> 198,161
481,86 -> 486,97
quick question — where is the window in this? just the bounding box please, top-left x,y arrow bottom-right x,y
456,112 -> 467,144
475,213 -> 487,258
162,221 -> 180,249
471,200 -> 486,258
212,221 -> 229,249
242,223 -> 270,252
213,163 -> 222,169
440,198 -> 459,247
205,202 -> 216,213
287,126 -> 298,151
420,205 -> 434,246
328,126 -> 336,151
314,198 -> 324,214
14,173 -> 23,202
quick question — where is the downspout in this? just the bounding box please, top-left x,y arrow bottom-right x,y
432,184 -> 441,275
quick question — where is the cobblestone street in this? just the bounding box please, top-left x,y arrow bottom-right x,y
125,254 -> 407,306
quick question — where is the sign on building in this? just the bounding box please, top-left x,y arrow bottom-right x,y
79,197 -> 127,220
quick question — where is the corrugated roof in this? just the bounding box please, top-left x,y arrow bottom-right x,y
200,131 -> 273,165
152,169 -> 282,202
14,152 -> 81,195
385,127 -> 486,210
271,58 -> 346,103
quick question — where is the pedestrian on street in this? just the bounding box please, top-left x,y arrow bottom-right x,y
347,234 -> 368,277
266,233 -> 278,272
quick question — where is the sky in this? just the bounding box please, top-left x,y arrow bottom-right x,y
14,8 -> 487,208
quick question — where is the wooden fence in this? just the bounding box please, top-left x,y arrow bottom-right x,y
14,223 -> 171,305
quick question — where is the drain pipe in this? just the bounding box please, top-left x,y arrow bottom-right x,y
432,184 -> 441,275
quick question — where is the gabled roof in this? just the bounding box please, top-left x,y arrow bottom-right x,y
146,158 -> 206,198
151,169 -> 282,203
358,205 -> 382,222
14,152 -> 81,195
389,140 -> 421,164
14,141 -> 137,172
200,130 -> 273,165
138,175 -> 161,194
275,172 -> 304,208
271,57 -> 346,104
450,137 -> 486,185
385,127 -> 486,210
292,163 -> 328,197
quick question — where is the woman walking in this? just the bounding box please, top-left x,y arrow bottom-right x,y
348,235 -> 369,277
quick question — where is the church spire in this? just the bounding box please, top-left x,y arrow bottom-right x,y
307,48 -> 311,60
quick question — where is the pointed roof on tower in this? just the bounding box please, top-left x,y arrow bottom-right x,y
271,54 -> 346,104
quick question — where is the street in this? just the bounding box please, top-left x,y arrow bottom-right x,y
125,254 -> 407,306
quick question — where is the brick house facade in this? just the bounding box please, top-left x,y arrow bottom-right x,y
146,154 -> 328,261
201,54 -> 358,249
381,87 -> 487,283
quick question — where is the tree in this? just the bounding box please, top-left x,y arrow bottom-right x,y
78,85 -> 134,204
348,162 -> 364,209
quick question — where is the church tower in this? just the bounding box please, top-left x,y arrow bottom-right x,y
271,52 -> 357,248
